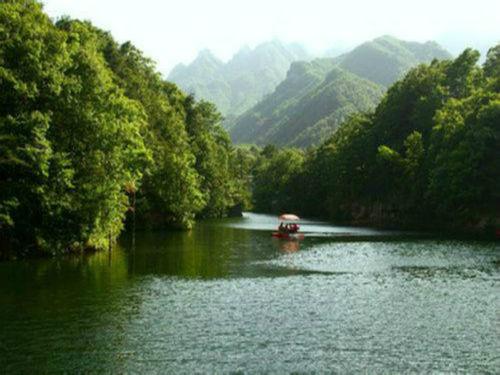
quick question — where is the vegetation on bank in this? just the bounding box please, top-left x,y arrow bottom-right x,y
0,0 -> 250,257
250,46 -> 499,234
0,1 -> 497,259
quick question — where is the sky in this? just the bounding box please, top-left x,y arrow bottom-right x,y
41,0 -> 500,76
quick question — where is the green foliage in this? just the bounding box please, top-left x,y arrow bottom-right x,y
337,35 -> 452,86
252,148 -> 305,213
427,92 -> 499,221
0,0 -> 247,256
483,44 -> 500,78
297,114 -> 376,218
230,63 -> 384,147
184,98 -> 239,218
92,35 -> 205,228
230,37 -> 451,147
252,47 -> 498,234
229,146 -> 260,210
483,44 -> 500,92
0,1 -> 150,254
445,48 -> 482,98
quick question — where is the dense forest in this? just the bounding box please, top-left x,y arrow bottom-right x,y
250,46 -> 499,234
1,1 -> 498,259
0,0 -> 250,257
230,36 -> 452,147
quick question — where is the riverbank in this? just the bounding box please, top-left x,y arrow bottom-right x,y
1,208 -> 497,261
336,202 -> 499,240
257,205 -> 499,241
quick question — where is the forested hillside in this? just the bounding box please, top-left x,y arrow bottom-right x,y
231,64 -> 385,146
0,0 -> 250,257
168,41 -> 309,121
337,35 -> 452,86
251,46 -> 499,234
0,0 -> 496,259
230,36 -> 452,147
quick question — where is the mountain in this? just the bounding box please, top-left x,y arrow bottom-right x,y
336,35 -> 452,86
229,36 -> 452,147
168,50 -> 230,113
168,41 -> 309,120
230,62 -> 385,147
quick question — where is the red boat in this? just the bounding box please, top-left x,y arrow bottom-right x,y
272,232 -> 304,240
272,213 -> 304,240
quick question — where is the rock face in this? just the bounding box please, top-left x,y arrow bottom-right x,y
168,41 -> 309,120
229,36 -> 452,147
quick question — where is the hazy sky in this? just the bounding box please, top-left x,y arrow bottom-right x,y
41,0 -> 499,76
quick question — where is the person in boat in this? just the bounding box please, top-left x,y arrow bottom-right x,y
278,222 -> 286,233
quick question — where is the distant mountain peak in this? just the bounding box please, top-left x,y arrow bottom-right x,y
235,45 -> 252,56
193,49 -> 222,65
229,37 -> 452,147
168,62 -> 187,76
197,48 -> 216,58
336,36 -> 451,86
168,40 -> 310,117
374,34 -> 399,42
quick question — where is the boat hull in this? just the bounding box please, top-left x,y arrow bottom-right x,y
272,232 -> 304,240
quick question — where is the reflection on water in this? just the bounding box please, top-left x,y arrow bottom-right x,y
0,213 -> 498,373
274,237 -> 301,253
223,212 -> 394,236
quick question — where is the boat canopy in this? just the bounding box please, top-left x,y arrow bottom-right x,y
279,214 -> 300,221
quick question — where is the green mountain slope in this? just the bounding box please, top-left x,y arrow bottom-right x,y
337,35 -> 452,86
168,50 -> 230,113
230,36 -> 452,147
168,41 -> 309,119
251,47 -> 499,235
230,64 -> 384,147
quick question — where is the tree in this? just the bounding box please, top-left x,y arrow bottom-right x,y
87,33 -> 205,228
252,148 -> 305,213
427,92 -> 499,224
0,1 -> 148,254
252,47 -> 498,234
184,98 -> 231,217
483,44 -> 500,79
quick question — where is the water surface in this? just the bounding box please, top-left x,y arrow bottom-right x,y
0,213 -> 498,373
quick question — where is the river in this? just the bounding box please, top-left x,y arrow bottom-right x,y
0,213 -> 498,373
